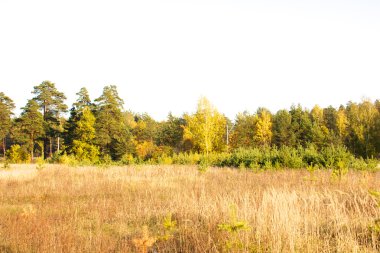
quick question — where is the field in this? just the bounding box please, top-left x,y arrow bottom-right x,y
0,165 -> 380,253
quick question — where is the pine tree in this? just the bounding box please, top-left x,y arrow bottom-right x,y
94,85 -> 131,160
0,92 -> 15,157
310,105 -> 330,148
32,81 -> 67,158
156,113 -> 185,153
18,100 -> 44,160
290,105 -> 312,147
65,87 -> 93,151
273,109 -> 294,147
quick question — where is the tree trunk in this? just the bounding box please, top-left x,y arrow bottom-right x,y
30,134 -> 34,162
49,137 -> 53,158
44,137 -> 48,159
2,138 -> 5,158
57,137 -> 60,154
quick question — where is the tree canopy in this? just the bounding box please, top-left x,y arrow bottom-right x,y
0,82 -> 379,163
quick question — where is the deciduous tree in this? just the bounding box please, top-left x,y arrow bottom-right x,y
183,97 -> 226,154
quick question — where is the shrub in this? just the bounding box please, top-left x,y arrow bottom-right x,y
7,145 -> 30,163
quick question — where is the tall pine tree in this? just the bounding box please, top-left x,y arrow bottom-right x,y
32,81 -> 67,158
18,100 -> 44,160
94,85 -> 131,160
0,92 -> 15,157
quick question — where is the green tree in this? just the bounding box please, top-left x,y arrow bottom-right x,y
183,97 -> 226,154
289,105 -> 312,147
375,100 -> 380,154
32,81 -> 67,158
346,99 -> 379,157
71,107 -> 99,162
132,113 -> 159,143
156,113 -> 185,153
310,105 -> 330,148
94,85 -> 132,160
0,92 -> 15,157
272,109 -> 294,147
230,112 -> 256,149
17,100 -> 44,160
65,87 -> 93,150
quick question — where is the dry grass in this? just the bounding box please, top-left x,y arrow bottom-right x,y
0,164 -> 379,252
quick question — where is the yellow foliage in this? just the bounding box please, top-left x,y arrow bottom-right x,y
254,110 -> 272,146
183,97 -> 226,154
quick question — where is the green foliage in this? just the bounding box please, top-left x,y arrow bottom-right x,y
100,154 -> 113,167
120,154 -> 136,165
218,205 -> 250,251
273,109 -> 293,147
331,160 -> 349,180
56,154 -> 79,166
2,159 -> 10,170
17,99 -> 44,160
156,113 -> 185,152
230,112 -> 257,149
94,85 -> 132,161
35,157 -> 45,171
7,145 -> 30,163
197,156 -> 209,174
305,163 -> 319,181
32,80 -> 67,158
0,92 -> 15,156
1,83 -> 380,169
159,213 -> 177,241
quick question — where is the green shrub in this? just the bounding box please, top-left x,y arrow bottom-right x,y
120,154 -> 136,165
7,145 -> 30,163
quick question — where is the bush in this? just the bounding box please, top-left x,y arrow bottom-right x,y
278,146 -> 304,168
120,154 -> 136,165
7,145 -> 30,163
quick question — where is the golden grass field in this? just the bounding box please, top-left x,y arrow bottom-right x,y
0,164 -> 380,253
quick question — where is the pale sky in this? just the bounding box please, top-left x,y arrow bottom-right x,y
0,0 -> 379,121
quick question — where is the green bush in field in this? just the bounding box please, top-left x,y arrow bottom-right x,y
278,146 -> 304,168
120,154 -> 136,165
7,145 -> 30,163
320,145 -> 353,168
331,160 -> 349,180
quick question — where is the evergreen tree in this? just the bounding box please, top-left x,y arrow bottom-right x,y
156,113 -> 185,153
289,105 -> 312,147
94,85 -> 131,160
32,81 -> 67,158
272,109 -> 294,147
230,112 -> 256,149
0,92 -> 15,157
310,105 -> 330,148
65,87 -> 93,150
17,100 -> 44,160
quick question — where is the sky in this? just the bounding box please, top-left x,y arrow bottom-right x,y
0,0 -> 379,121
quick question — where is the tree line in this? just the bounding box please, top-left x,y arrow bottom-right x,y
0,81 -> 379,165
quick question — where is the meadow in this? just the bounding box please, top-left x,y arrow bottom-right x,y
0,164 -> 380,252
